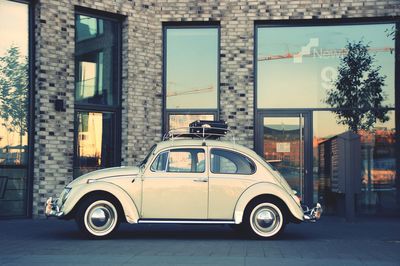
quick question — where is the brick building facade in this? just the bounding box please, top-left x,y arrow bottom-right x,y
0,0 -> 399,218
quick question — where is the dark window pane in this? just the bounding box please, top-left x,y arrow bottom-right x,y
313,111 -> 397,214
0,0 -> 29,217
211,149 -> 255,175
167,149 -> 205,173
74,112 -> 115,177
75,15 -> 118,106
166,28 -> 218,109
169,114 -> 215,131
257,24 -> 395,108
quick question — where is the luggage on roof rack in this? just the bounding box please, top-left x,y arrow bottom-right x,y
189,120 -> 228,139
163,120 -> 230,141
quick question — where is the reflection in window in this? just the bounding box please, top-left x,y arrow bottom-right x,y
74,13 -> 120,178
257,24 -> 395,108
0,0 -> 29,217
169,114 -> 215,131
313,111 -> 396,214
211,149 -> 255,175
263,117 -> 303,195
165,28 -> 218,109
166,149 -> 205,173
76,52 -> 108,103
151,151 -> 168,172
74,112 -> 115,177
76,15 -> 104,42
75,15 -> 117,106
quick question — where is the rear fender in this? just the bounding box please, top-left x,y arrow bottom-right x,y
234,182 -> 303,223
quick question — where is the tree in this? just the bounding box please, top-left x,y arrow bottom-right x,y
325,40 -> 389,133
385,25 -> 397,41
0,46 -> 28,151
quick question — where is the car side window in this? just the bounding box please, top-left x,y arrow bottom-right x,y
151,148 -> 205,173
211,149 -> 256,175
150,151 -> 168,172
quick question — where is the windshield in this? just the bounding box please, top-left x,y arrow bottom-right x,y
139,144 -> 157,167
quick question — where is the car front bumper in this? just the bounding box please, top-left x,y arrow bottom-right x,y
302,203 -> 322,222
44,197 -> 64,217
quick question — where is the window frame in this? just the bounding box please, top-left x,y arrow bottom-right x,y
254,18 -> 400,207
73,8 -> 123,178
210,148 -> 257,175
0,0 -> 35,218
162,23 -> 221,135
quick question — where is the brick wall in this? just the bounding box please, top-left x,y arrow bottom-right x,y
32,0 -> 400,216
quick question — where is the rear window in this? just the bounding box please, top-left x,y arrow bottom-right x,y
211,149 -> 256,175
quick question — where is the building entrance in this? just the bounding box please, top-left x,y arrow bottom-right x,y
257,111 -> 313,206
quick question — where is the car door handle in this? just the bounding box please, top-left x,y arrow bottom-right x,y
193,178 -> 208,183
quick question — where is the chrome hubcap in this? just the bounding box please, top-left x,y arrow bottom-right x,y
250,203 -> 282,237
90,207 -> 110,228
84,200 -> 117,236
255,209 -> 276,229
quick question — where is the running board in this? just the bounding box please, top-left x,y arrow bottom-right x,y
138,219 -> 235,224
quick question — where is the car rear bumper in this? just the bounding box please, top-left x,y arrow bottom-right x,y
302,203 -> 322,222
44,197 -> 64,217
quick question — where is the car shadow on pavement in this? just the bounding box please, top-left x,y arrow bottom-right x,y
48,223 -> 309,241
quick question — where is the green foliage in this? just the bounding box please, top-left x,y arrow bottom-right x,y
325,40 -> 389,132
385,25 -> 396,40
0,46 -> 28,140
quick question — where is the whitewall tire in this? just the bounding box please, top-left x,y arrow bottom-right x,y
246,201 -> 286,239
76,196 -> 120,238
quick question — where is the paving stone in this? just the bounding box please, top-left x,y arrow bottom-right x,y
0,217 -> 399,265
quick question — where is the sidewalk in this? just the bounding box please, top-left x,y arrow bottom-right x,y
0,216 -> 399,265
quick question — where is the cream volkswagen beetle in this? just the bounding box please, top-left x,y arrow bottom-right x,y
45,124 -> 321,239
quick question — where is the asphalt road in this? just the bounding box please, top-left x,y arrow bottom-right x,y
0,216 -> 399,265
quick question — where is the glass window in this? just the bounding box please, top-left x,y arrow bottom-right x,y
153,149 -> 205,173
74,112 -> 115,177
211,149 -> 256,175
76,15 -> 104,42
165,28 -> 218,109
140,144 -> 157,167
313,111 -> 396,214
0,0 -> 29,217
257,24 -> 395,109
75,15 -> 118,106
74,13 -> 121,178
151,151 -> 168,172
263,116 -> 304,196
169,114 -> 215,131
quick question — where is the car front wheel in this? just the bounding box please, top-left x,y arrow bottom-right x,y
245,200 -> 285,239
76,196 -> 120,238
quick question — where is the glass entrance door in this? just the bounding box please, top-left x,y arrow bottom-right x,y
258,112 -> 312,204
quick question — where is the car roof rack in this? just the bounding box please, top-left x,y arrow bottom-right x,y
163,120 -> 235,143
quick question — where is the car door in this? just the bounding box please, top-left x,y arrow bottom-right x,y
208,148 -> 257,220
141,147 -> 208,219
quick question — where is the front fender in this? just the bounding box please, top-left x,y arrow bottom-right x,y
61,181 -> 140,224
234,182 -> 303,224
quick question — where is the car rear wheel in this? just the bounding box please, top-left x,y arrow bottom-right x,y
76,196 -> 120,238
245,200 -> 286,239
